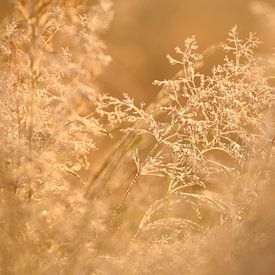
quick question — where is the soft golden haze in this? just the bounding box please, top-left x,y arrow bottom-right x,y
0,1 -> 275,274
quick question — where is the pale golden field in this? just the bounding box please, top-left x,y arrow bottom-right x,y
0,1 -> 275,274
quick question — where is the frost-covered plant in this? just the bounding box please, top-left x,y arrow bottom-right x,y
97,26 -> 274,234
87,25 -> 275,274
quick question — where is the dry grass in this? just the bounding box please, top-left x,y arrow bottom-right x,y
0,1 -> 275,275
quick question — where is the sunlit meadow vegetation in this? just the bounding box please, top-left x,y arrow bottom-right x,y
0,1 -> 275,274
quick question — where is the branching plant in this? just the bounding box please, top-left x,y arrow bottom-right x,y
97,27 -> 274,235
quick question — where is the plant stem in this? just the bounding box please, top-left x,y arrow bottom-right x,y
107,141 -> 161,232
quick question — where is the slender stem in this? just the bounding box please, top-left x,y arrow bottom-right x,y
107,141 -> 161,231
28,19 -> 36,159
